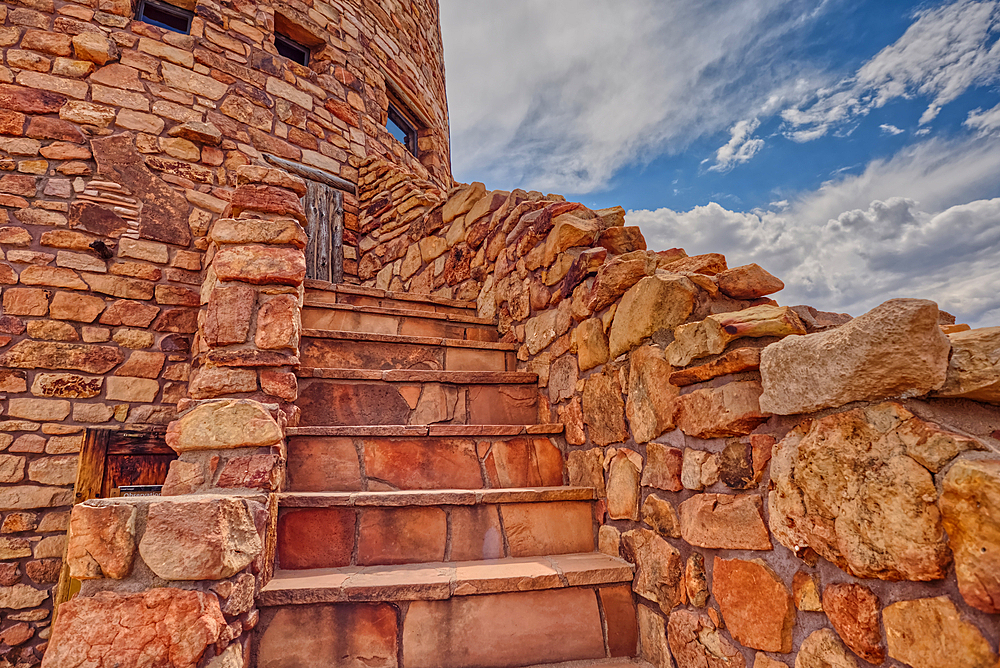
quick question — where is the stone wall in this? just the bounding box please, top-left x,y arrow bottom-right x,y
0,0 -> 451,661
356,158 -> 1000,668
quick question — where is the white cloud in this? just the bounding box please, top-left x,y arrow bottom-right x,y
709,119 -> 765,172
880,124 -> 905,135
965,102 -> 1000,133
628,134 -> 1000,327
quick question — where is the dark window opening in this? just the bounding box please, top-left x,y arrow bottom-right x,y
275,33 -> 310,66
387,102 -> 418,156
136,0 -> 193,34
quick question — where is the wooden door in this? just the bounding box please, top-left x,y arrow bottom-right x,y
303,180 -> 344,284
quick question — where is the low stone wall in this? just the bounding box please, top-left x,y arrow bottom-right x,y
356,158 -> 1000,668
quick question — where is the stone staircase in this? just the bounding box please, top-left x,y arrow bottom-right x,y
250,282 -> 643,668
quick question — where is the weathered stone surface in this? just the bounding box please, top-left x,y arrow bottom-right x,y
621,528 -> 684,614
43,588 -> 225,668
576,317 -> 610,371
256,294 -> 300,351
713,557 -> 794,652
667,609 -> 746,668
666,305 -> 806,367
608,274 -> 697,359
717,263 -> 785,299
0,584 -> 48,610
795,629 -> 859,668
755,654 -> 788,668
587,251 -> 657,312
210,218 -> 307,249
50,291 -> 106,323
69,201 -> 129,238
100,299 -> 159,328
681,449 -> 719,491
641,443 -> 683,492
934,327 -> 1000,403
883,596 -> 997,668
0,486 -> 73,510
542,215 -> 600,266
637,604 -> 672,668
642,494 -> 680,538
939,458 -> 1000,613
161,460 -> 205,496
165,399 -> 282,452
216,454 -> 281,490
823,583 -> 884,664
684,553 -> 708,607
769,403 -> 953,581
626,345 -> 678,443
66,503 -> 136,579
674,381 -> 770,438
660,253 -> 728,276
213,245 -> 306,287
679,493 -> 771,550
759,299 -> 950,415
29,455 -> 78,485
669,347 -> 762,387
72,33 -> 119,65
598,225 -> 646,254
607,450 -> 641,520
139,497 -> 263,580
230,184 -> 305,221
792,572 -> 823,611
582,371 -> 628,446
30,373 -> 101,399
203,284 -> 255,346
566,449 -> 606,497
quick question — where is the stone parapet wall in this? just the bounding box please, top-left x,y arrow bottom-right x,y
356,158 -> 1000,668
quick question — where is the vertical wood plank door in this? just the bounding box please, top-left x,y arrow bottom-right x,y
303,181 -> 344,284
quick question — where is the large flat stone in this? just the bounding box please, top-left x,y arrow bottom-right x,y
673,380 -> 770,438
256,603 -> 397,668
712,557 -> 794,653
582,371 -> 628,446
0,340 -> 124,374
166,399 -> 283,452
621,528 -> 683,615
66,503 -> 136,579
626,344 -> 678,443
679,493 -> 771,550
934,326 -> 1000,403
501,501 -> 594,557
666,305 -> 805,367
278,508 -> 355,570
608,274 -> 697,359
883,596 -> 997,668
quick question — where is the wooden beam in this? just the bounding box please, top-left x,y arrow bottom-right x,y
262,153 -> 357,195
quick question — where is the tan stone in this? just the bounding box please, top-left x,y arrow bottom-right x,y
621,528 -> 684,614
582,371 -> 628,446
588,251 -> 657,312
608,274 -> 697,359
883,597 -> 996,668
679,493 -> 772,550
934,326 -> 1000,403
0,456 -> 25,484
667,609 -> 746,668
681,449 -> 718,491
188,366 -> 258,399
792,572 -> 823,611
66,503 -> 136,579
210,218 -> 307,249
26,319 -> 79,342
769,403 -> 953,581
607,450 -> 641,520
0,584 -> 48,610
755,654 -> 788,668
28,455 -> 77,485
60,100 -> 116,127
113,328 -> 154,349
760,299 -> 951,415
713,557 -> 794,653
575,317 -> 609,371
660,253 -> 727,275
669,347 -> 762,387
626,344 -> 678,443
541,215 -> 600,266
106,376 -> 159,403
118,238 -> 168,264
684,553 -> 708,607
3,288 -> 49,316
642,494 -> 680,538
213,245 -> 306,287
822,583 -> 884,664
566,449 -> 606,497
637,605 -> 671,668
139,496 -> 263,580
666,305 -> 806,367
641,442 -> 683,492
71,32 -> 118,65
674,381 -> 770,438
940,459 -> 1000,613
166,399 -> 282,452
19,265 -> 86,290
795,629 -> 859,668
599,524 -> 621,557
116,351 -> 165,379
7,398 -> 70,421
0,340 -> 124,374
256,294 -> 300,350
0,486 -> 73,510
717,263 -> 784,299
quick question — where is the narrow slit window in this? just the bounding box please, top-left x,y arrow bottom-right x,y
136,0 -> 193,34
275,33 -> 310,66
387,102 -> 418,156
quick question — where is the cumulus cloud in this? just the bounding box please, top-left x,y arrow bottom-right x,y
965,102 -> 1000,133
628,134 -> 1000,327
708,119 -> 765,172
880,124 -> 905,135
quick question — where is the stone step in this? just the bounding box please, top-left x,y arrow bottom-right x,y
302,301 -> 498,342
276,488 -> 597,570
253,576 -> 638,668
285,432 -> 565,493
300,329 -> 517,371
296,374 -> 540,427
285,424 -> 565,437
306,279 -> 478,317
259,553 -> 634,605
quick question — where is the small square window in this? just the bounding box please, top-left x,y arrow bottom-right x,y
275,33 -> 310,66
387,102 -> 418,156
136,0 -> 193,34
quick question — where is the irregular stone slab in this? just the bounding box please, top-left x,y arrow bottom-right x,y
0,340 -> 124,374
0,584 -> 47,610
666,305 -> 805,367
638,604 -> 672,668
166,399 -> 283,452
43,588 -> 225,668
769,403 -> 952,580
713,557 -> 794,652
939,458 -> 1000,613
641,442 -> 683,492
755,654 -> 788,668
679,493 -> 771,550
795,629 -> 858,668
582,371 -> 628,446
642,494 -> 680,538
587,251 -> 657,313
667,609 -> 746,668
66,503 -> 136,579
607,450 -> 641,520
823,583 -> 884,664
673,381 -> 770,438
759,299 -> 950,415
883,596 -> 997,668
934,327 -> 1000,403
684,553 -> 708,607
213,245 -> 306,286
717,263 -> 784,299
621,528 -> 684,614
566,449 -> 606,497
608,274 -> 697,359
576,317 -> 610,371
138,497 -> 262,580
669,347 -> 761,387
0,486 -> 73,511
626,344 -> 678,443
792,572 -> 823,612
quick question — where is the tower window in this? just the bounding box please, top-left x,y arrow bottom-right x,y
275,33 -> 310,66
136,0 -> 193,34
387,102 -> 418,156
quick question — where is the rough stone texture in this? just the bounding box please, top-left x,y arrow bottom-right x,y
626,345 -> 678,443
717,263 -> 785,299
792,572 -> 823,612
566,449 -> 606,497
0,340 -> 124,374
203,284 -> 256,346
673,381 -> 770,439
822,583 -> 885,664
138,497 -> 263,580
66,503 -> 136,579
213,245 -> 307,287
256,603 -> 397,668
934,326 -> 1000,403
576,317 -> 610,371
582,371 -> 628,446
638,604 -> 672,668
607,450 -> 641,520
667,609 -> 746,668
669,347 -> 762,387
641,443 -> 683,492
759,299 -> 951,414
679,493 -> 772,550
621,528 -> 684,614
882,596 -> 997,668
642,494 -> 680,538
939,458 -> 1000,613
712,557 -> 794,652
608,274 -> 697,359
755,654 -> 788,668
769,403 -> 953,581
42,588 -> 225,668
684,553 -> 708,607
795,629 -> 859,668
667,305 -> 805,367
166,399 -> 283,452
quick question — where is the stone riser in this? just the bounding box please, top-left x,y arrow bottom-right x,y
306,284 -> 477,317
302,305 -> 499,341
286,435 -> 564,492
276,500 -> 596,569
300,335 -> 514,372
296,378 -> 539,427
252,585 -> 638,668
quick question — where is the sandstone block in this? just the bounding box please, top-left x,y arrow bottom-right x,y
7,398 -> 70,421
759,299 -> 951,414
166,399 -> 282,452
795,629 -> 859,668
67,503 -> 136,579
684,553 -> 708,607
160,460 -> 205,496
100,299 -> 159,328
626,344 -> 678,443
106,376 -> 160,403
566,449 -> 606,497
0,340 -> 124,374
203,284 -> 255,346
673,380 -> 770,438
666,305 -> 805,367
3,288 -> 49,317
598,225 -> 646,254
443,182 -> 486,223
640,442 -> 683,492
209,218 -> 307,249
139,496 -> 263,580
49,291 -> 106,323
934,326 -> 1000,403
582,371 -> 628,446
0,486 -> 73,510
667,609 -> 745,668
213,245 -> 306,287
607,450 -> 641,520
28,455 -> 77,485
823,583 -> 884,664
575,317 -> 609,371
621,528 -> 684,614
256,294 -> 300,351
0,584 -> 47,610
71,32 -> 118,65
215,454 -> 281,490
883,596 -> 997,668
608,274 -> 697,359
637,605 -> 672,668
713,557 -> 794,652
188,366 -> 258,399
669,347 -> 762,387
679,493 -> 771,550
642,494 -> 680,538
717,263 -> 784,299
541,215 -> 600,266
792,572 -> 823,611
587,251 -> 657,313
659,253 -> 727,275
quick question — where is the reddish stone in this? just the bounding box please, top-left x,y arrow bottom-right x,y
278,508 -> 355,570
598,226 -> 647,254
155,285 -> 199,307
673,381 -> 771,438
582,371 -> 628,446
0,622 -> 33,646
67,503 -> 136,580
0,110 -> 26,136
0,84 -> 67,114
365,438 -> 481,490
669,347 -> 762,387
678,493 -> 771,550
621,528 -> 684,614
0,563 -> 20,586
229,184 -> 306,222
0,340 -> 124,373
667,609 -> 746,668
152,308 -> 198,333
286,437 -> 363,493
660,253 -> 728,275
188,366 -> 258,399
641,443 -> 683,492
712,557 -> 795,653
0,316 -> 26,335
68,201 -> 129,238
25,558 -> 62,584
600,585 -> 639,658
255,294 -> 300,350
260,368 -> 297,402
99,300 -> 160,327
213,245 -> 306,287
823,583 -> 885,664
203,284 -> 255,346
484,437 -> 563,488
717,263 -> 785,299
216,454 -> 280,490
256,603 -> 397,668
203,349 -> 297,368
357,507 -> 447,566
26,116 -> 86,143
0,174 -> 38,197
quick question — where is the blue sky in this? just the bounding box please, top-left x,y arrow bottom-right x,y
439,0 -> 1000,326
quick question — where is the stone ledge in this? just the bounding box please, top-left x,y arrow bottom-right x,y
301,328 -> 520,351
279,487 -> 596,508
295,367 -> 539,384
284,424 -> 565,437
302,300 -> 495,325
